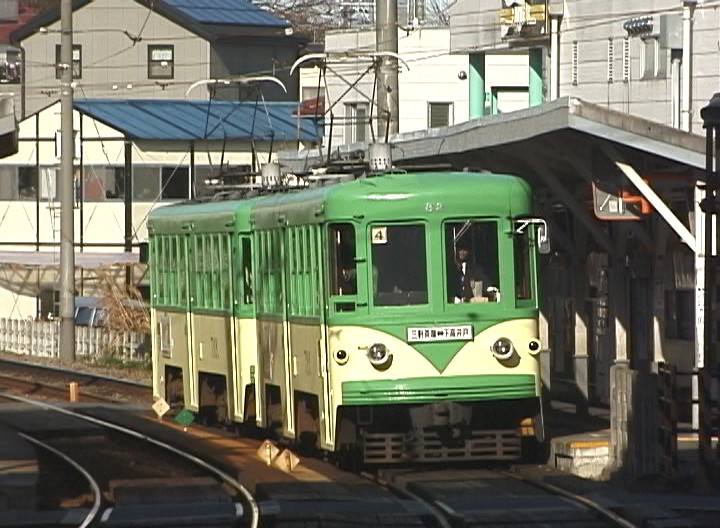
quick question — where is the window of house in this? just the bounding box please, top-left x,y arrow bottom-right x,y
55,44 -> 81,79
192,166 -> 215,198
302,86 -> 322,102
161,167 -> 189,199
428,102 -> 452,128
641,38 -> 656,79
641,37 -> 666,79
0,166 -> 18,199
148,45 -> 174,79
111,167 -> 126,199
133,166 -> 160,201
344,102 -> 369,143
39,168 -> 57,200
80,167 -> 124,200
18,166 -> 38,199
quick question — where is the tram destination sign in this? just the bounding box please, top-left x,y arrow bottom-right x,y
407,325 -> 473,343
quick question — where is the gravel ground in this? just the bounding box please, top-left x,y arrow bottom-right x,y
0,350 -> 152,384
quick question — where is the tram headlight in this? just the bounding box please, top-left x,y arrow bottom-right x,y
491,338 -> 515,361
367,343 -> 390,367
334,349 -> 349,365
528,339 -> 542,356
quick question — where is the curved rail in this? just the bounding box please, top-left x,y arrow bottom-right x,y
500,470 -> 639,528
18,432 -> 102,528
2,393 -> 260,528
361,471 -> 453,528
365,467 -> 640,528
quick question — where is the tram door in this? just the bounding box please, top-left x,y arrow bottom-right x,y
182,233 -> 198,411
283,224 -> 331,447
255,229 -> 290,433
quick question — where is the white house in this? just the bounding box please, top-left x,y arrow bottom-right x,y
298,27 -> 530,148
0,97 -> 317,319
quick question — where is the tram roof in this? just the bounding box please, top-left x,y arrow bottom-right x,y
250,171 -> 531,228
148,198 -> 258,234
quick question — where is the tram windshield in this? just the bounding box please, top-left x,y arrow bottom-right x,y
446,220 -> 500,303
371,224 -> 428,306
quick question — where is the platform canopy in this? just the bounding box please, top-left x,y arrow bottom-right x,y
0,251 -> 141,296
280,96 -> 705,253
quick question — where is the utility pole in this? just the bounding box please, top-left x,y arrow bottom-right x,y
376,0 -> 398,140
59,0 -> 75,362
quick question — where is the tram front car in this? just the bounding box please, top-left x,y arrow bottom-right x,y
327,171 -> 548,463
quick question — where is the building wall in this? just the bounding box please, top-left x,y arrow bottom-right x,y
309,27 -> 527,148
17,0 -> 210,118
449,0 -> 716,132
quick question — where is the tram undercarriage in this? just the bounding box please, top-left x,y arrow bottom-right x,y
336,398 -> 543,464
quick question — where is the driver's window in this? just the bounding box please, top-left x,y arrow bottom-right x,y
446,220 -> 500,303
371,224 -> 428,306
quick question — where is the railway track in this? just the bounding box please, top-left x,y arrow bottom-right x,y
364,467 -> 640,528
0,357 -> 711,527
0,356 -> 151,403
0,392 -> 256,528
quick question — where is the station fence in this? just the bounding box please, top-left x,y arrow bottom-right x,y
0,318 -> 149,363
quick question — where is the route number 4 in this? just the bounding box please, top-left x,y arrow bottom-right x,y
371,227 -> 388,244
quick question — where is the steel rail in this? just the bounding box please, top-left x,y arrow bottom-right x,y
0,373 -> 116,403
500,469 -> 640,528
360,471 -> 453,528
1,393 -> 260,528
18,432 -> 102,528
0,357 -> 151,388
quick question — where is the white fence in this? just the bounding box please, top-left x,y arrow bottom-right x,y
0,318 -> 149,362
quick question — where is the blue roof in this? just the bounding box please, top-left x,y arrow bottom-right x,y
74,99 -> 320,143
162,0 -> 289,27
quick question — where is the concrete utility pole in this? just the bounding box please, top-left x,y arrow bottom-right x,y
376,0 -> 399,140
59,0 -> 75,362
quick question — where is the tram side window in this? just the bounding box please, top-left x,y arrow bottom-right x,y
329,223 -> 356,295
514,228 -> 532,301
446,220 -> 500,303
242,237 -> 253,304
371,224 -> 428,306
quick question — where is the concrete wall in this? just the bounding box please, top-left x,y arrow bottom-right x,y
17,0 -> 210,118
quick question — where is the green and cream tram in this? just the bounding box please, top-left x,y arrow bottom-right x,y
149,170 -> 547,463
